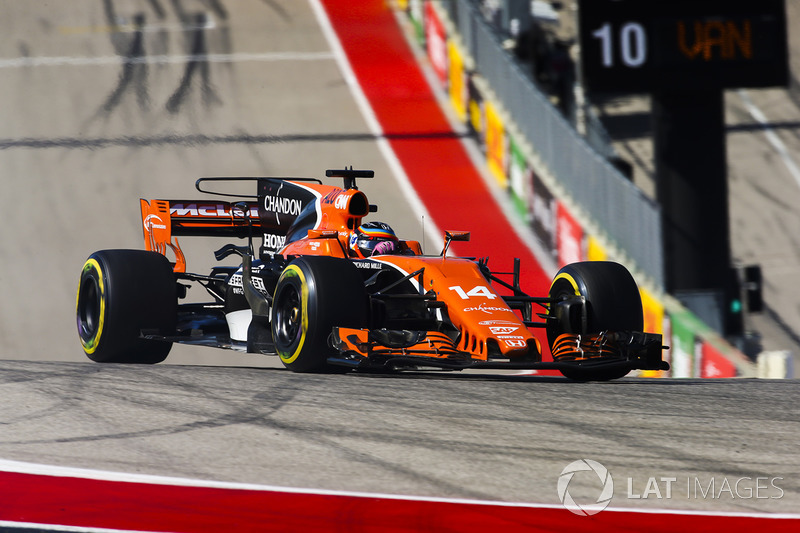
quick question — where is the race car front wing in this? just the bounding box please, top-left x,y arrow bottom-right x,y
328,327 -> 669,373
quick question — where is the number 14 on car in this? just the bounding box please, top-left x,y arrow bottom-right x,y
449,285 -> 497,300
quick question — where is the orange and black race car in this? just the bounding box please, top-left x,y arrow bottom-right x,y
76,169 -> 668,381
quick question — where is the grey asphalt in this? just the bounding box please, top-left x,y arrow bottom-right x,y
0,0 -> 798,518
1,360 -> 798,513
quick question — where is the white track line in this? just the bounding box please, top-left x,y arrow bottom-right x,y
308,0 -> 441,247
0,520 -> 162,533
0,457 -> 563,506
737,89 -> 800,190
1,458 -> 798,519
0,51 -> 334,69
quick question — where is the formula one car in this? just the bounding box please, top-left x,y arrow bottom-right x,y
76,169 -> 668,380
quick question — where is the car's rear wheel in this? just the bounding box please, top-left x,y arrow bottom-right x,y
547,261 -> 643,381
271,256 -> 368,373
76,250 -> 176,364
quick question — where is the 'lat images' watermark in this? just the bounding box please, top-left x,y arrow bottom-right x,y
557,459 -> 785,516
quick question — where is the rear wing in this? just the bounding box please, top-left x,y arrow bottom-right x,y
140,171 -> 374,272
142,199 -> 260,238
140,179 -> 319,272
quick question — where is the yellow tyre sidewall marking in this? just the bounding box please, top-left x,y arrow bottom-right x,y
551,272 -> 580,296
76,258 -> 105,354
278,265 -> 309,365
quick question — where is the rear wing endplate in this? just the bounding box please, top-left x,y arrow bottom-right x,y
140,199 -> 259,272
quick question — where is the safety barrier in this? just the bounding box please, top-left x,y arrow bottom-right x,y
439,0 -> 663,288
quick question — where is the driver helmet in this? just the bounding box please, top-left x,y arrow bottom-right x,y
350,221 -> 399,257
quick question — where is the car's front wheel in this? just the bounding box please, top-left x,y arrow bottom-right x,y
271,256 -> 368,373
547,261 -> 643,381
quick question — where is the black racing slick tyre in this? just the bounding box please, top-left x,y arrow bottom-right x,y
76,250 -> 177,364
271,256 -> 368,373
547,261 -> 643,381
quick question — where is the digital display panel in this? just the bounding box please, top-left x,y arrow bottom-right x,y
578,0 -> 788,93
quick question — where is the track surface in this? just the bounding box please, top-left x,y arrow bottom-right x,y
1,359 -> 798,514
0,0 -> 425,367
0,0 -> 798,521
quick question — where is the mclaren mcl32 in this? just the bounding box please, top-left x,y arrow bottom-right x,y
76,169 -> 668,381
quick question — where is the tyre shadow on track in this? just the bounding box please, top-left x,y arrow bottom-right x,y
170,363 -> 698,385
342,369 -> 631,384
341,370 -> 731,385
